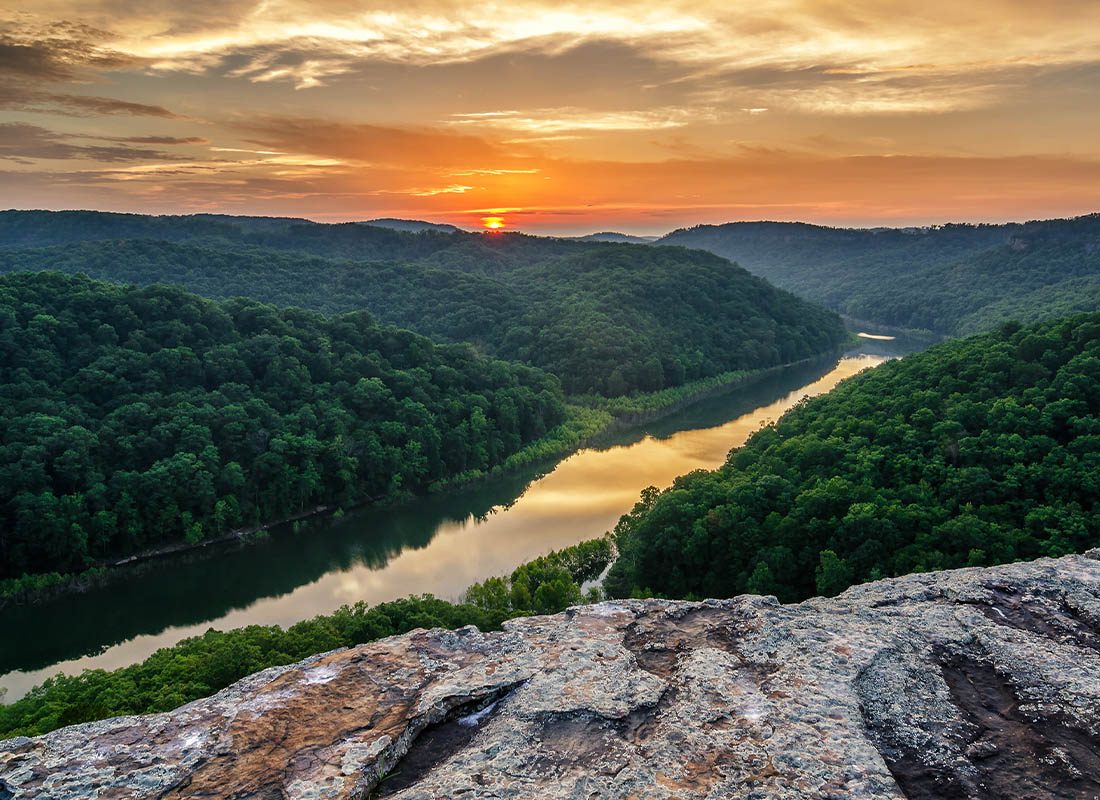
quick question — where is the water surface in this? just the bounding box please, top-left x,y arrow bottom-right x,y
1,345 -> 912,701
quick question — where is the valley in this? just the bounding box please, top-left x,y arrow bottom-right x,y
0,342 -> 912,703
3,4 -> 1100,794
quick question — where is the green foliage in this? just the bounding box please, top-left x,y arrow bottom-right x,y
662,215 -> 1100,335
573,369 -> 753,415
463,537 -> 613,616
814,550 -> 853,597
0,537 -> 614,738
453,405 -> 612,486
0,211 -> 848,396
0,569 -> 108,605
0,272 -> 567,581
606,313 -> 1100,602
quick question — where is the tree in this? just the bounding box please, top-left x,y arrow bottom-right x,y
815,551 -> 853,597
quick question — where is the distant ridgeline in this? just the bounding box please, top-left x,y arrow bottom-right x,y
606,313 -> 1100,602
660,214 -> 1100,335
0,211 -> 848,396
0,272 -> 567,582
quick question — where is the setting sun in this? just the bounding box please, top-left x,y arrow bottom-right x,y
481,216 -> 506,231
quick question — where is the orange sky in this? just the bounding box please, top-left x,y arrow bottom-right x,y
2,1 -> 1099,233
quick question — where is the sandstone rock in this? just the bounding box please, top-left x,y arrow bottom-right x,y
6,553 -> 1100,798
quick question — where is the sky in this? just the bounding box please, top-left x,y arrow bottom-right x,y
1,1 -> 1099,234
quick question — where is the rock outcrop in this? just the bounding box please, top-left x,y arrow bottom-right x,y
6,553 -> 1100,799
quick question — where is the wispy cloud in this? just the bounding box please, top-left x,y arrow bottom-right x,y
448,107 -> 706,133
106,135 -> 208,144
0,18 -> 177,116
406,184 -> 475,196
449,168 -> 540,176
233,115 -> 520,168
0,122 -> 172,161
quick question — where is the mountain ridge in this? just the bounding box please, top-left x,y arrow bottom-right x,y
0,210 -> 849,396
658,214 -> 1100,334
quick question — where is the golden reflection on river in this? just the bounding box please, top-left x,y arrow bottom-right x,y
1,354 -> 885,699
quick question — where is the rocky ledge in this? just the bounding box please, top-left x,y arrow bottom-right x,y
6,554 -> 1100,799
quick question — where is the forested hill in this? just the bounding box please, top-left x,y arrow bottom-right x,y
659,215 -> 1100,335
0,211 -> 848,396
606,313 -> 1100,602
0,272 -> 568,581
0,211 -> 455,261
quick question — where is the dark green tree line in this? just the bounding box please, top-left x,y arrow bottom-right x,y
0,211 -> 849,395
661,215 -> 1100,335
607,314 -> 1100,601
0,272 -> 567,580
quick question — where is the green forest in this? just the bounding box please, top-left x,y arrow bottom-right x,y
0,537 -> 612,738
606,313 -> 1100,601
661,215 -> 1100,335
0,211 -> 848,396
0,272 -> 568,581
6,210 -> 1100,759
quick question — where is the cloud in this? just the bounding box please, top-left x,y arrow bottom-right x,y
106,135 -> 209,144
13,1 -> 1100,96
402,184 -> 475,196
0,41 -> 77,81
0,84 -> 178,116
43,92 -> 176,116
0,20 -> 178,117
0,20 -> 137,79
2,1 -> 1099,228
6,145 -> 1099,234
0,122 -> 172,161
447,107 -> 706,133
234,115 -> 521,168
449,168 -> 539,176
79,4 -> 708,87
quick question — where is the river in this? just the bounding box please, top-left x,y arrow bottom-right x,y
0,341 -> 915,701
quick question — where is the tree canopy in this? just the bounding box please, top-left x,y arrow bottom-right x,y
0,211 -> 849,396
606,313 -> 1100,601
0,272 -> 567,581
661,215 -> 1100,335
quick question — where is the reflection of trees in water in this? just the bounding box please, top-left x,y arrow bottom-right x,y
591,356 -> 841,451
1,344 -> 928,678
0,462 -> 549,675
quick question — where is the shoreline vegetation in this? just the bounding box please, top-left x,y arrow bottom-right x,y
0,273 -> 571,610
839,314 -> 943,343
0,537 -> 615,738
605,314 -> 1100,604
0,348 -> 848,610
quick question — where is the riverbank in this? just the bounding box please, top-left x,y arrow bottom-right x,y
0,505 -> 343,611
0,537 -> 616,737
1,350 -> 906,702
0,350 -> 848,611
840,314 -> 946,344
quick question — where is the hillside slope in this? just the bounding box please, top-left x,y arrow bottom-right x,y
608,313 -> 1100,601
660,215 -> 1100,334
0,272 -> 567,580
0,211 -> 849,395
5,552 -> 1100,799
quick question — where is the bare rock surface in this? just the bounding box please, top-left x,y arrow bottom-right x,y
6,552 -> 1100,799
